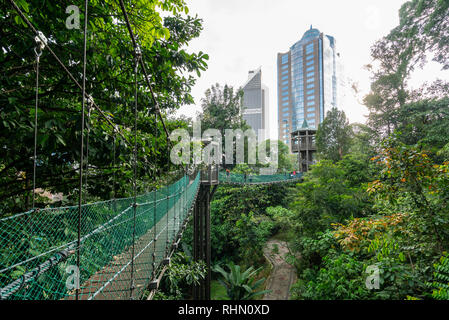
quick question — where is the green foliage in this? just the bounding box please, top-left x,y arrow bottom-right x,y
393,98 -> 449,156
212,262 -> 270,300
394,0 -> 449,70
292,251 -> 370,300
155,252 -> 206,300
316,107 -> 353,162
294,230 -> 338,272
180,180 -> 291,272
209,183 -> 289,266
429,253 -> 449,300
368,136 -> 449,255
290,157 -> 374,237
287,0 -> 449,301
200,83 -> 247,136
0,0 -> 207,214
266,206 -> 295,234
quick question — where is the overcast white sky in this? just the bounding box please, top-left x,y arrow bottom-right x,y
176,0 -> 449,140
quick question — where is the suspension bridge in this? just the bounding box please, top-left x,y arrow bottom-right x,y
0,0 -> 303,300
0,170 -> 302,300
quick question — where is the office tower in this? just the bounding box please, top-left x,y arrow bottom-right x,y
242,67 -> 269,142
277,26 -> 341,151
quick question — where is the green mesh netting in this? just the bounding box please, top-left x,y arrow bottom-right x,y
218,171 -> 302,184
0,173 -> 200,300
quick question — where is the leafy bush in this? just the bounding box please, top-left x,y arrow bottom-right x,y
292,251 -> 370,300
212,262 -> 270,300
429,253 -> 449,300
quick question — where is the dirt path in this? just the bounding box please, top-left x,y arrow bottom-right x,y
262,239 -> 297,300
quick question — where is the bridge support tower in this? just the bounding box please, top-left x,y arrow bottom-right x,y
193,164 -> 218,300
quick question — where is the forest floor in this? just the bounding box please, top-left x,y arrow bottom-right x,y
262,239 -> 297,300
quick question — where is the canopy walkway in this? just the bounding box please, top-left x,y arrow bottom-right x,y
219,171 -> 303,185
0,171 -> 301,300
0,0 -> 304,300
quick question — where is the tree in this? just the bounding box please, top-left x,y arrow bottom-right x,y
199,83 -> 247,136
0,0 -> 208,214
367,136 -> 449,255
393,97 -> 449,157
349,123 -> 377,158
364,0 -> 449,140
290,158 -> 374,237
316,107 -> 353,162
363,31 -> 418,138
199,83 -> 252,167
394,0 -> 449,70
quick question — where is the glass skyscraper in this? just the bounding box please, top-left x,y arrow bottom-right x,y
277,26 -> 342,150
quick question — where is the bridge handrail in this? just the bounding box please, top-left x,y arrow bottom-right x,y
219,171 -> 303,184
0,172 -> 200,300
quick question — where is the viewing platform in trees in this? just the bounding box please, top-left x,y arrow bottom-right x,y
291,124 -> 317,173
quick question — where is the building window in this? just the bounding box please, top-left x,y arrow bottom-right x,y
282,80 -> 288,86
281,54 -> 289,64
282,70 -> 288,75
306,66 -> 314,72
282,96 -> 289,101
282,91 -> 289,96
282,64 -> 288,70
282,102 -> 289,106
306,54 -> 314,60
282,75 -> 288,80
306,77 -> 314,83
306,71 -> 314,77
307,89 -> 315,95
307,101 -> 315,106
307,95 -> 314,101
306,60 -> 314,66
307,83 -> 315,89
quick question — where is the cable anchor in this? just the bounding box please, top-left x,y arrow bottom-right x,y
86,94 -> 94,107
134,44 -> 142,71
134,44 -> 142,59
33,31 -> 47,60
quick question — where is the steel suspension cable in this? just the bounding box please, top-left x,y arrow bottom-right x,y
117,0 -> 175,153
76,0 -> 89,300
84,105 -> 92,197
31,33 -> 45,210
112,130 -> 117,212
24,28 -> 47,301
129,45 -> 141,300
117,5 -> 191,262
152,115 -> 157,282
166,137 -> 170,256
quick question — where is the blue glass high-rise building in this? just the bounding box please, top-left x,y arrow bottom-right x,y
277,26 -> 341,151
